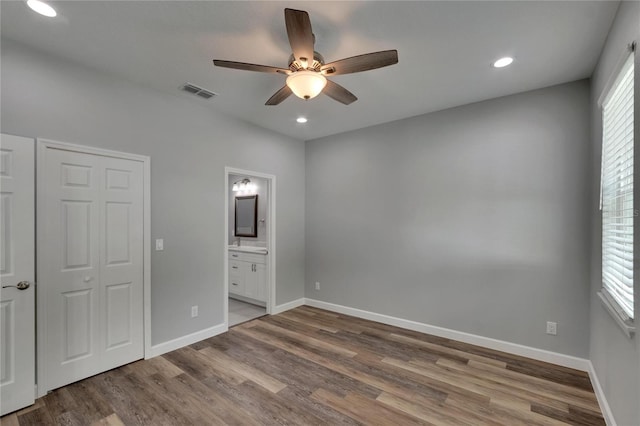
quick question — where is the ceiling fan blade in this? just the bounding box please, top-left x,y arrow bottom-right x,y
265,85 -> 293,105
321,50 -> 398,76
213,60 -> 289,74
323,80 -> 357,105
284,8 -> 314,66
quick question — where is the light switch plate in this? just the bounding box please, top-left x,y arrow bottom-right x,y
155,239 -> 164,251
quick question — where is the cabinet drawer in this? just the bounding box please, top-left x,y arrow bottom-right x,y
228,252 -> 267,264
229,261 -> 242,278
229,279 -> 244,295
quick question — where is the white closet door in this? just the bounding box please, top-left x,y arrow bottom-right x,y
0,134 -> 35,415
99,155 -> 144,370
41,147 -> 143,391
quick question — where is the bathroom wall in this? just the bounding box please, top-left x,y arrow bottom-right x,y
228,173 -> 268,246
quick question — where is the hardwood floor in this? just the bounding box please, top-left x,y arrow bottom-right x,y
3,306 -> 604,425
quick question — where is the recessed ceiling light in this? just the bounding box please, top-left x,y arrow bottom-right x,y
26,0 -> 57,17
296,117 -> 308,124
492,57 -> 514,68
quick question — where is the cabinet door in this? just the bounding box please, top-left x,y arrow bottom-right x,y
255,263 -> 267,303
244,263 -> 259,300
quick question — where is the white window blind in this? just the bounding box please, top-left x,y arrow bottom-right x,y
601,52 -> 635,320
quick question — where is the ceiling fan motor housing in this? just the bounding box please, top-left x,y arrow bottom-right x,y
288,51 -> 325,72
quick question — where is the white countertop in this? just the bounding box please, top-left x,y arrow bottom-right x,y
228,245 -> 268,254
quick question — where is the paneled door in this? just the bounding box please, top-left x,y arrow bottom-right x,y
0,134 -> 35,415
39,144 -> 144,392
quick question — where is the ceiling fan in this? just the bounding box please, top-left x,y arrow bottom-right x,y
213,8 -> 398,106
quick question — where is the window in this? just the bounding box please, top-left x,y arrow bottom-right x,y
600,49 -> 635,335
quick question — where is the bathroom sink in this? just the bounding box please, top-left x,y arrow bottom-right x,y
228,245 -> 268,254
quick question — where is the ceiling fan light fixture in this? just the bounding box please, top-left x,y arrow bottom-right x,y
212,9 -> 397,106
26,0 -> 57,17
492,56 -> 514,68
286,71 -> 327,100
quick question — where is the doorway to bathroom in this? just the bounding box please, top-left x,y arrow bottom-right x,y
224,167 -> 276,327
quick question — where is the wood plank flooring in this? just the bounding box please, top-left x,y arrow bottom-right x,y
2,306 -> 604,425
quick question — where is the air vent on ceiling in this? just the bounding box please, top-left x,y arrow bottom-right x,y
181,83 -> 217,100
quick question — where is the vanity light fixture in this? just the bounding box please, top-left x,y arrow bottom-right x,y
26,0 -> 57,17
296,117 -> 308,124
232,178 -> 257,195
492,56 -> 514,68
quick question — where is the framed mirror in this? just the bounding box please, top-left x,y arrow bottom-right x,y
235,195 -> 258,237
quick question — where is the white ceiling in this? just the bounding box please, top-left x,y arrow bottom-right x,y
1,1 -> 619,141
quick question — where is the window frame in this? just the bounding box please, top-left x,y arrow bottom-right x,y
598,43 -> 636,338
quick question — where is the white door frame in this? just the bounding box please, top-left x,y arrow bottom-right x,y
36,139 -> 151,397
224,167 -> 276,325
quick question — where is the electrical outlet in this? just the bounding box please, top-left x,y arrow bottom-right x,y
155,239 -> 164,251
191,305 -> 198,318
315,282 -> 320,290
546,321 -> 557,335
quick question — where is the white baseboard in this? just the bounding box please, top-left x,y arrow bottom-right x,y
145,297 -> 305,359
146,298 -> 592,371
272,297 -> 306,315
304,298 -> 590,371
146,323 -> 227,359
587,361 -> 616,426
144,298 -> 613,423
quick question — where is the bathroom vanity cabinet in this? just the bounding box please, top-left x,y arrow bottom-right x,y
229,250 -> 267,305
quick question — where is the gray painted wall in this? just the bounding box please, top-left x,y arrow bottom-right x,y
589,2 -> 640,425
1,39 -> 306,345
306,80 -> 591,357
